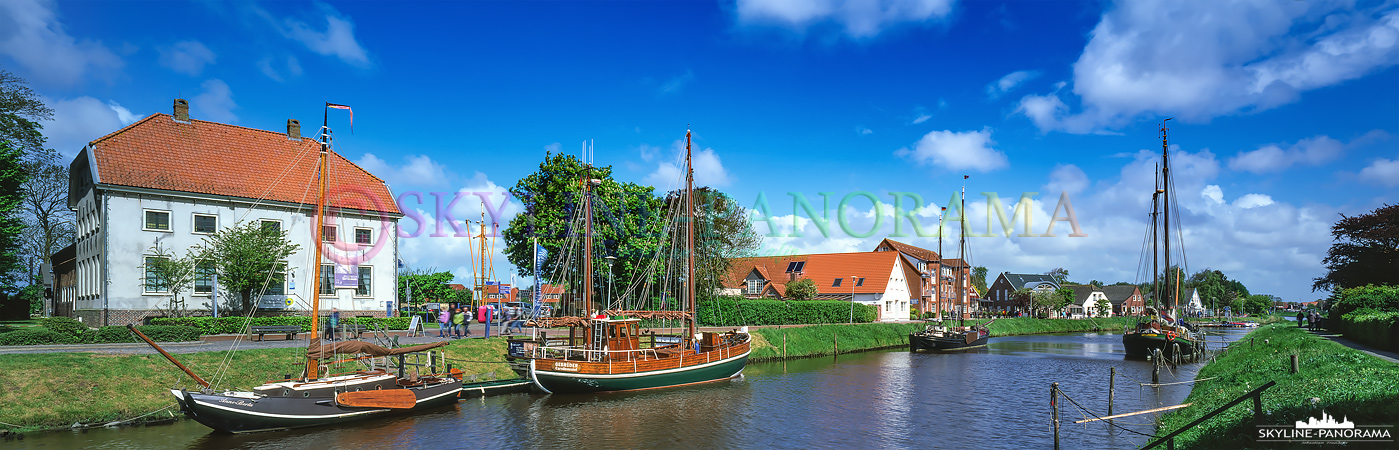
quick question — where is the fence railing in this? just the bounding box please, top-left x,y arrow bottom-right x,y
1143,380 -> 1277,449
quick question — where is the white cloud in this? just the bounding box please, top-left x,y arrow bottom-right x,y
644,139 -> 733,189
1043,164 -> 1088,195
191,79 -> 238,123
659,69 -> 694,94
1016,2 -> 1399,133
986,70 -> 1039,99
0,0 -> 123,86
856,125 -> 873,135
911,113 -> 931,124
264,3 -> 370,67
258,55 -> 303,82
1359,155 -> 1399,186
396,172 -> 525,285
355,153 -> 450,189
733,0 -> 955,39
1233,193 -> 1275,209
896,128 -> 1009,172
1228,135 -> 1345,173
158,40 -> 216,76
41,96 -> 142,158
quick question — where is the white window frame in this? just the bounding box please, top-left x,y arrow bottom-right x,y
193,260 -> 215,296
143,209 -> 172,232
353,227 -> 373,245
143,256 -> 170,294
355,265 -> 372,298
192,213 -> 218,235
260,219 -> 282,233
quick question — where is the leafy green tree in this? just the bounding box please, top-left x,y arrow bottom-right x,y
1095,297 -> 1113,317
664,187 -> 762,301
0,141 -> 26,292
397,269 -> 457,306
191,222 -> 300,314
971,266 -> 989,297
140,244 -> 199,317
1313,204 -> 1399,292
0,69 -> 53,158
1242,294 -> 1272,315
1186,269 -> 1249,314
785,278 -> 818,301
1332,285 -> 1399,318
1032,287 -> 1074,317
1046,267 -> 1070,285
502,152 -> 667,311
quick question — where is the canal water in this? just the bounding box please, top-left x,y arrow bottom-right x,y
10,329 -> 1251,450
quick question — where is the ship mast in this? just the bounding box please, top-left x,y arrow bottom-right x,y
1161,119 -> 1172,313
958,175 -> 967,325
686,129 -> 697,339
306,105 -> 330,381
1151,164 -> 1161,312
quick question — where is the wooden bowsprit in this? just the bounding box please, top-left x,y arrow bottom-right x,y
336,390 -> 416,409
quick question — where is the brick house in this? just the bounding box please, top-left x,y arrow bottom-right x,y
1103,285 -> 1145,316
63,99 -> 401,326
870,239 -> 975,317
985,272 -> 1060,315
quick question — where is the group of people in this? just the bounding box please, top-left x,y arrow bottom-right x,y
1297,310 -> 1325,331
428,304 -> 534,338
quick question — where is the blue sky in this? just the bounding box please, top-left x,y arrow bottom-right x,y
5,0 -> 1397,303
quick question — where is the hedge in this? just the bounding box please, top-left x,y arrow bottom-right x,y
39,316 -> 89,337
150,316 -> 412,335
1338,308 -> 1399,352
697,298 -> 876,326
0,325 -> 203,345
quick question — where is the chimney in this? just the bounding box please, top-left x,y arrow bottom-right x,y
173,98 -> 190,122
287,119 -> 301,139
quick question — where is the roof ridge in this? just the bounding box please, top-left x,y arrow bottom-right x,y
88,113 -> 163,147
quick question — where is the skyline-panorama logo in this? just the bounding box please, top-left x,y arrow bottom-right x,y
1257,410 -> 1393,445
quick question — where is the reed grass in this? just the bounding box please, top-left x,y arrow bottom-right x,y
1154,324 -> 1399,449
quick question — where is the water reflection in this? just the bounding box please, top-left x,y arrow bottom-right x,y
11,330 -> 1251,450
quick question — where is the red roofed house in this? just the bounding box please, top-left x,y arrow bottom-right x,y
726,251 -> 914,321
66,99 -> 402,326
871,238 -> 975,318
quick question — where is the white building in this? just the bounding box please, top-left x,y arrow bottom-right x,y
66,99 -> 402,326
727,251 -> 913,322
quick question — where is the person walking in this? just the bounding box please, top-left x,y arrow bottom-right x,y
325,308 -> 340,341
452,308 -> 466,339
462,307 -> 473,337
438,308 -> 451,338
1296,311 -> 1305,328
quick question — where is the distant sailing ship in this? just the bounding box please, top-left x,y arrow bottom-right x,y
1122,120 -> 1203,360
133,104 -> 462,433
506,130 -> 751,394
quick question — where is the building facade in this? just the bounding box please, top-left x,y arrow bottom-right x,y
65,99 -> 402,326
727,251 -> 913,321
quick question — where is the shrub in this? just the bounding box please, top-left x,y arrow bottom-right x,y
697,298 -> 875,326
1338,308 -> 1399,352
40,316 -> 89,337
0,329 -> 75,346
1333,285 -> 1399,318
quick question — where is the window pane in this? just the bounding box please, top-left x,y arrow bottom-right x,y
260,220 -> 281,233
145,211 -> 169,230
144,257 -> 168,292
194,262 -> 214,294
357,266 -> 371,296
322,226 -> 336,242
832,278 -> 842,287
194,215 -> 217,233
355,228 -> 371,245
320,264 -> 334,295
265,264 -> 285,296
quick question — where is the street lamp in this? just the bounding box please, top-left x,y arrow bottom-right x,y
848,274 -> 856,323
605,255 -> 617,307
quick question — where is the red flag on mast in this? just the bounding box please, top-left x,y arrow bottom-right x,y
327,103 -> 353,133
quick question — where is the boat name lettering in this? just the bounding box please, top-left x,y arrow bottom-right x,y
554,362 -> 579,372
217,398 -> 256,407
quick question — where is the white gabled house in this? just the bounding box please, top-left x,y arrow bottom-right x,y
64,99 -> 402,326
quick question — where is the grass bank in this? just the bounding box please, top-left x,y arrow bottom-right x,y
1155,324 -> 1399,449
747,317 -> 1137,362
0,338 -> 512,433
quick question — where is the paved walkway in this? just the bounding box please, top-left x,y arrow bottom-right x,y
1308,327 -> 1399,364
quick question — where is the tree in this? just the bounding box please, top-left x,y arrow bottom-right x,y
18,156 -> 73,284
140,244 -> 198,317
1046,267 -> 1070,285
1185,269 -> 1248,314
1095,297 -> 1113,317
397,269 -> 457,307
1032,287 -> 1074,318
191,222 -> 300,314
665,187 -> 762,300
785,278 -> 818,301
1242,294 -> 1272,315
0,141 -> 26,292
1313,204 -> 1399,292
971,266 -> 989,297
0,69 -> 54,158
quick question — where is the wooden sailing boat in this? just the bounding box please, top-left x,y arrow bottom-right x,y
1122,120 -> 1203,360
507,129 -> 751,394
131,104 -> 462,433
910,176 -> 991,351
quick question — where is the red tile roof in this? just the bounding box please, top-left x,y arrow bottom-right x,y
874,238 -> 940,261
448,284 -> 467,291
728,251 -> 904,297
88,113 -> 399,215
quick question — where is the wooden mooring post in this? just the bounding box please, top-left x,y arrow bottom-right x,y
1152,348 -> 1161,385
1108,367 -> 1116,428
833,332 -> 839,356
783,332 -> 787,358
1290,354 -> 1299,373
1051,382 -> 1060,450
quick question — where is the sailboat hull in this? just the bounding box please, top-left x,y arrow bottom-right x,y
172,380 -> 462,434
1122,332 -> 1198,359
910,331 -> 990,351
529,347 -> 750,395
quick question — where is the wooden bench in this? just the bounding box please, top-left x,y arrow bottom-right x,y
249,325 -> 302,341
339,323 -> 368,339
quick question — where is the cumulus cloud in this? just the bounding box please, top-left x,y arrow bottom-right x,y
258,55 -> 303,82
191,79 -> 238,123
262,3 -> 371,67
1359,155 -> 1399,186
732,0 -> 956,39
986,70 -> 1039,99
396,172 -> 525,284
644,139 -> 733,189
1043,164 -> 1089,195
1228,135 -> 1346,173
41,96 -> 142,157
0,0 -> 123,86
896,128 -> 1009,172
1016,2 -> 1399,133
158,40 -> 216,76
355,153 -> 451,190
